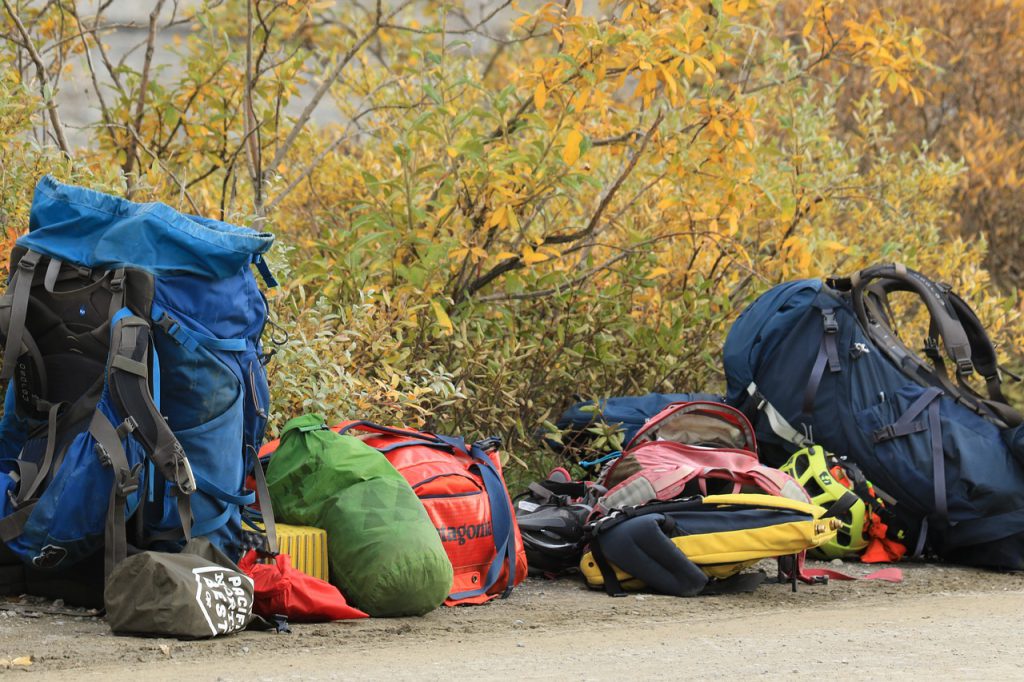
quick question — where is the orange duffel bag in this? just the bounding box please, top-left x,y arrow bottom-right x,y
333,421 -> 527,605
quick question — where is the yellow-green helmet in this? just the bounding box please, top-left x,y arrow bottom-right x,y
780,446 -> 868,559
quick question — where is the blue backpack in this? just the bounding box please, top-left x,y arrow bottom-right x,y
723,263 -> 1024,569
552,393 -> 724,455
0,176 -> 277,575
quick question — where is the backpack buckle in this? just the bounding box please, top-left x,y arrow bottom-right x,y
872,425 -> 897,443
822,309 -> 839,334
115,464 -> 142,496
956,358 -> 974,377
109,270 -> 125,291
93,442 -> 112,467
116,416 -> 138,439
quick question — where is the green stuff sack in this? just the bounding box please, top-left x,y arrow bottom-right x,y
266,414 -> 452,616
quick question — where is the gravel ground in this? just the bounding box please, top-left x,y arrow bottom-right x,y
1,560 -> 1022,680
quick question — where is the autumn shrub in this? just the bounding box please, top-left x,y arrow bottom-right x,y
2,0 -> 1021,474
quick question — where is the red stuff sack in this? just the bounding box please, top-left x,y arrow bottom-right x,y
239,551 -> 368,622
335,421 -> 527,606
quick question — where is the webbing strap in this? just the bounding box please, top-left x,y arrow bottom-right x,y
177,493 -> 193,543
803,341 -> 830,415
927,398 -> 947,522
913,517 -> 929,558
89,410 -> 141,577
337,421 -> 467,453
745,383 -> 812,448
151,303 -> 247,353
249,452 -> 278,555
0,503 -> 34,542
872,387 -> 941,443
107,269 -> 125,320
14,401 -> 63,505
252,255 -> 278,288
1,251 -> 41,381
110,355 -> 148,377
590,539 -> 627,597
192,472 -> 257,507
447,445 -> 517,602
43,257 -> 62,292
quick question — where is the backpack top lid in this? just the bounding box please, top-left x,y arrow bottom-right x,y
20,175 -> 274,280
722,278 -> 823,404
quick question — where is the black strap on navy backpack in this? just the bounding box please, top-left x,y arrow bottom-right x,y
828,263 -> 1022,429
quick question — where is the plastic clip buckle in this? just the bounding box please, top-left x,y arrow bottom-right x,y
93,442 -> 112,467
822,310 -> 839,334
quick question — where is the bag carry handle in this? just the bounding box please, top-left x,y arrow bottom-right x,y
336,420 -> 469,453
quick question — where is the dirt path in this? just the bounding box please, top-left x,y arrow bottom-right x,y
2,561 -> 1022,680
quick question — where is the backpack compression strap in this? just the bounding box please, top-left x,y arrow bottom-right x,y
0,250 -> 41,381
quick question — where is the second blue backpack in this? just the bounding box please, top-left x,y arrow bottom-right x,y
722,263 -> 1024,569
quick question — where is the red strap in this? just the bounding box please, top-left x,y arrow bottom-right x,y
802,567 -> 903,582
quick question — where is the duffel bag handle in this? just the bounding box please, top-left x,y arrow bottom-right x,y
336,420 -> 470,454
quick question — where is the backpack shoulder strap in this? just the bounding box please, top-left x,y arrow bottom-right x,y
848,263 -> 1021,427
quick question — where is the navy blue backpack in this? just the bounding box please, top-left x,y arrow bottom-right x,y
723,263 -> 1024,568
552,393 -> 724,455
0,176 -> 277,575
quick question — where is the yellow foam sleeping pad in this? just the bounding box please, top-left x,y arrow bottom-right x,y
580,494 -> 841,590
255,523 -> 330,581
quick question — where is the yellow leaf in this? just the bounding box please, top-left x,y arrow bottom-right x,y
563,129 -> 584,166
684,58 -> 695,79
709,119 -> 725,137
574,0 -> 584,16
494,251 -> 518,261
534,81 -> 547,110
648,267 -> 669,278
446,146 -> 458,158
522,246 -> 550,265
431,299 -> 454,335
486,205 -> 508,229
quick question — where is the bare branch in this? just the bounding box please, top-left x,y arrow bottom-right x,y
124,0 -> 168,193
475,251 -> 634,303
268,0 -> 414,173
543,109 -> 664,246
65,0 -> 119,150
2,0 -> 71,156
244,0 -> 263,216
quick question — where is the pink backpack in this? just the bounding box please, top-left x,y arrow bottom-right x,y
595,402 -> 809,515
